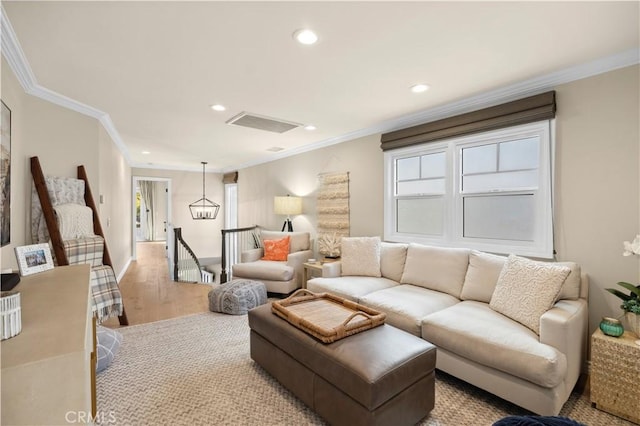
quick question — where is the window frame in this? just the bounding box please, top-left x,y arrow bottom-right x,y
384,120 -> 555,258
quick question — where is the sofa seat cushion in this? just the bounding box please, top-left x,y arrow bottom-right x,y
306,277 -> 397,302
232,260 -> 294,281
422,301 -> 567,388
360,285 -> 460,336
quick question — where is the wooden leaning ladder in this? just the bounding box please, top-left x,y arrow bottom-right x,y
30,156 -> 128,326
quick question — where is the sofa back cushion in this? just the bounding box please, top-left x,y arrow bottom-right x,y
261,231 -> 310,253
460,251 -> 507,303
380,242 -> 408,282
555,262 -> 581,300
341,236 -> 382,277
460,252 -> 582,303
400,244 -> 470,298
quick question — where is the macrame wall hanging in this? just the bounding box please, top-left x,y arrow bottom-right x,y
316,172 -> 350,258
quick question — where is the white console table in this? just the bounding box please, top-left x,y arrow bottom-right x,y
1,265 -> 96,425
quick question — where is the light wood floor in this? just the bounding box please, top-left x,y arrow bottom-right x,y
102,242 -> 212,328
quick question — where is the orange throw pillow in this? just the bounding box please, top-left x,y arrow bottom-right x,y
261,236 -> 290,261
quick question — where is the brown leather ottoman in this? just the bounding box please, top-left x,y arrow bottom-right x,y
248,303 -> 436,426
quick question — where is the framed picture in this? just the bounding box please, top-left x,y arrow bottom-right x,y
15,243 -> 54,276
1,100 -> 11,247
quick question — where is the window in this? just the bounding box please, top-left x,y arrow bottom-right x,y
224,183 -> 238,229
384,121 -> 554,258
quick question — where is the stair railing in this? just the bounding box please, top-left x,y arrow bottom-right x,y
173,227 -> 203,283
220,225 -> 261,283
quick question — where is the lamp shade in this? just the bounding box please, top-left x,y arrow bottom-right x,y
274,196 -> 302,216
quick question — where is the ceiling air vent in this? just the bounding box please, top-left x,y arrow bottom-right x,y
226,112 -> 302,133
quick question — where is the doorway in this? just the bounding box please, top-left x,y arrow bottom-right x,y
132,177 -> 172,261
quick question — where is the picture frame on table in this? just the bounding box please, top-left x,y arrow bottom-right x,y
14,243 -> 54,276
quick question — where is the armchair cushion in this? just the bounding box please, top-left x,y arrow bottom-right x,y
233,260 -> 294,281
261,236 -> 290,261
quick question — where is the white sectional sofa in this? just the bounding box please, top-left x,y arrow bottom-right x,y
307,240 -> 588,416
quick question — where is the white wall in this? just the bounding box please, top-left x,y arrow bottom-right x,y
99,125 -> 132,276
132,168 -> 224,259
238,65 -> 640,337
0,57 -> 132,277
153,180 -> 168,241
238,133 -> 384,248
554,65 -> 639,334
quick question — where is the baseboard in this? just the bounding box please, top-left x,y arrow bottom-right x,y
117,257 -> 132,282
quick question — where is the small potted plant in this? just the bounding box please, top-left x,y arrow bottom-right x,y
606,234 -> 640,345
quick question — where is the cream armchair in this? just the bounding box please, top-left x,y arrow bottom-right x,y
232,231 -> 312,294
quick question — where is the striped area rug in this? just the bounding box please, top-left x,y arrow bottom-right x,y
97,312 -> 634,426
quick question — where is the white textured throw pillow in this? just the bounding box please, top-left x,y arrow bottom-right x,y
341,237 -> 382,277
490,255 -> 570,335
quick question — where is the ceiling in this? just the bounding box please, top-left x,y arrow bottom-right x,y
3,1 -> 639,172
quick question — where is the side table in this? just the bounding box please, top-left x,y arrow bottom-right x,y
590,329 -> 640,424
302,259 -> 338,289
302,262 -> 323,289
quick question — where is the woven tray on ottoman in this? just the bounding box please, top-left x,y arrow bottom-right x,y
272,289 -> 386,343
209,279 -> 267,315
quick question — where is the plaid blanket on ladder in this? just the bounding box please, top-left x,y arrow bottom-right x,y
90,265 -> 124,322
62,236 -> 123,323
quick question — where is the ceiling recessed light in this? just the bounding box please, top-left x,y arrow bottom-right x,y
410,84 -> 430,93
211,104 -> 226,112
293,29 -> 318,45
142,151 -> 151,155
304,124 -> 316,131
267,147 -> 285,152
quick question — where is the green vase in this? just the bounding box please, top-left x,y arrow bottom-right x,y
599,317 -> 624,337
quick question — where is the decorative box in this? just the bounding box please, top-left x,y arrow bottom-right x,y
1,291 -> 22,340
591,329 -> 640,424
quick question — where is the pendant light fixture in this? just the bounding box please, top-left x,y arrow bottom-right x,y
189,162 -> 220,220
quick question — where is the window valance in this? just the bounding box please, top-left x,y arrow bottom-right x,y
223,171 -> 238,184
380,91 -> 556,151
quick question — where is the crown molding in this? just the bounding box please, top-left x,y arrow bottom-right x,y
2,3 -> 637,173
226,48 -> 639,172
1,6 -> 133,165
131,162 -> 216,173
1,7 -> 37,93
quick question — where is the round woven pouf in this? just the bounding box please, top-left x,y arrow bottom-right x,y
208,279 -> 267,315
